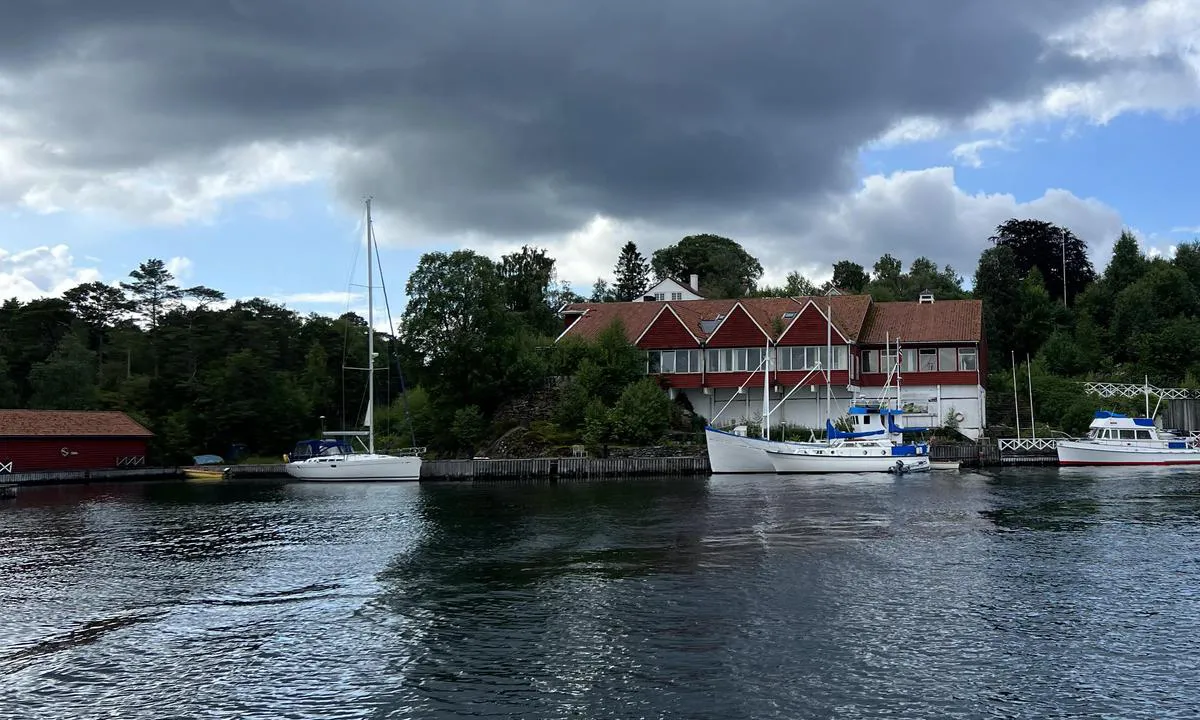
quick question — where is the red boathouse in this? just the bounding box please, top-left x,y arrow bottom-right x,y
0,410 -> 153,474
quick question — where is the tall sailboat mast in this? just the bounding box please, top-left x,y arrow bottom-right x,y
366,198 -> 376,455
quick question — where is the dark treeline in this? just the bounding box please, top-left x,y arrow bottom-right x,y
2,221 -> 1197,460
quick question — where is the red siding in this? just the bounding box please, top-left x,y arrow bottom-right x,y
637,310 -> 698,348
779,304 -> 845,345
859,371 -> 980,387
703,372 -> 759,389
0,438 -> 149,473
661,374 -> 705,389
706,305 -> 768,348
775,370 -> 850,387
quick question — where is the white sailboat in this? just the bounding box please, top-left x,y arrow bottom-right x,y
285,199 -> 424,482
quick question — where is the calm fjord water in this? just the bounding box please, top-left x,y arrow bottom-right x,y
3,470 -> 1200,719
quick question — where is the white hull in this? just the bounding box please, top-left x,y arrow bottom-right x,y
766,446 -> 930,474
284,454 -> 422,481
1056,441 -> 1200,466
930,460 -> 961,471
705,427 -> 823,474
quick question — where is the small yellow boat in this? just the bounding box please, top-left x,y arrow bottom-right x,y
183,467 -> 229,482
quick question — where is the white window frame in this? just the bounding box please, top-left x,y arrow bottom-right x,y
705,347 -> 765,372
938,347 -> 957,372
918,348 -> 938,372
958,347 -> 978,372
862,349 -> 879,373
647,349 -> 701,374
670,291 -> 682,301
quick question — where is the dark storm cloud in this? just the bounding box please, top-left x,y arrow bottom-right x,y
2,0 -> 1136,235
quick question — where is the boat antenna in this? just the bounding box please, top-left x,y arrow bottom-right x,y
1027,353 -> 1036,440
1011,350 -> 1021,440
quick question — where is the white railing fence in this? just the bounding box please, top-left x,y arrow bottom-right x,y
1083,381 -> 1196,401
998,438 -> 1060,453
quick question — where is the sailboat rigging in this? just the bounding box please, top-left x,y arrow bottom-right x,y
285,198 -> 424,481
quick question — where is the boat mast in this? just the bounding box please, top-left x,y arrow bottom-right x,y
762,338 -> 770,440
825,304 -> 832,430
366,198 -> 376,455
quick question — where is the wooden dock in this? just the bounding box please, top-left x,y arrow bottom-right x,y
0,467 -> 180,486
421,456 -> 710,481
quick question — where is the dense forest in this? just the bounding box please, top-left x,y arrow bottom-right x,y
2,220 -> 1197,461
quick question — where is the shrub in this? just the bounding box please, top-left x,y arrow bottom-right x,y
610,378 -> 671,445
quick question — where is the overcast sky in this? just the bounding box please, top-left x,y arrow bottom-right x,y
2,0 -> 1199,309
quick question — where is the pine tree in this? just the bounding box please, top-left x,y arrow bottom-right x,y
611,241 -> 650,301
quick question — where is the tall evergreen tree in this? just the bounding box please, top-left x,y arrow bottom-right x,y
120,259 -> 183,329
611,241 -> 651,301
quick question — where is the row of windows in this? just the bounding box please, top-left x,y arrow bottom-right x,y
647,346 -> 978,374
1091,428 -> 1153,440
861,347 -> 977,373
652,292 -> 685,301
778,345 -> 849,371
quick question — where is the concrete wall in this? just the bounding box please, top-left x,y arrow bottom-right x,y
679,383 -> 986,439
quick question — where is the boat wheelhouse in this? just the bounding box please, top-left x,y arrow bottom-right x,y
764,401 -> 931,474
1056,411 -> 1200,466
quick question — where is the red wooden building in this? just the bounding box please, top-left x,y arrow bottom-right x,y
0,410 -> 153,474
557,290 -> 987,439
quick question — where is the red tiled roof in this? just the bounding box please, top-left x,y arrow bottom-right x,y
786,295 -> 873,342
0,410 -> 154,438
858,300 -> 983,344
557,295 -> 982,346
557,302 -> 664,343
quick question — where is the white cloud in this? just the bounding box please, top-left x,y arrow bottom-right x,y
166,256 -> 193,282
0,244 -> 101,302
790,167 -> 1126,281
951,138 -> 1012,168
273,291 -> 362,305
0,132 -> 347,224
1171,225 -> 1200,234
869,0 -> 1200,146
456,167 -> 1130,294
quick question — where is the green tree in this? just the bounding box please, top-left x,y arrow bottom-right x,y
498,245 -> 557,333
0,352 -> 18,408
120,259 -> 183,329
451,405 -> 487,454
610,378 -> 671,444
870,253 -> 904,300
62,281 -> 132,329
1104,230 -> 1148,295
612,241 -> 651,301
989,218 -> 1096,305
831,260 -> 869,293
1012,268 -> 1056,361
651,234 -> 763,298
581,398 -> 611,455
1172,240 -> 1200,291
575,320 -> 646,405
300,342 -> 335,418
972,245 -> 1022,369
28,331 -> 99,410
589,278 -> 615,302
754,270 -> 818,298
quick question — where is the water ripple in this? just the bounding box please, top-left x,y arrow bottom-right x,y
4,472 -> 1200,718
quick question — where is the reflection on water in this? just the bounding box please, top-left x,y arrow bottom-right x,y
3,470 -> 1200,718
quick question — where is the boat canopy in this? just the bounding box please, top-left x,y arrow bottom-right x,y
1092,411 -> 1155,427
826,419 -> 886,439
887,416 -> 929,434
290,438 -> 353,459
